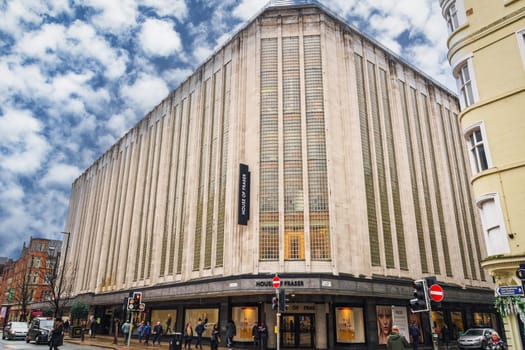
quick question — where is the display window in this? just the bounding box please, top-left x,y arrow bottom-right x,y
185,308 -> 219,338
335,306 -> 365,343
150,309 -> 177,334
473,312 -> 496,328
232,306 -> 259,342
450,311 -> 464,339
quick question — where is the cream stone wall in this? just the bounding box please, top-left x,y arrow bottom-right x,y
64,5 -> 491,298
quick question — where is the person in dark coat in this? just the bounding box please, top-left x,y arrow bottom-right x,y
252,322 -> 260,350
409,321 -> 420,350
49,318 -> 63,350
387,325 -> 409,350
210,324 -> 220,350
226,320 -> 236,350
153,321 -> 163,346
441,324 -> 451,349
195,319 -> 206,350
258,322 -> 268,350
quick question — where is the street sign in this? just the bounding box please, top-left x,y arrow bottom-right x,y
272,275 -> 281,288
496,285 -> 524,296
429,284 -> 444,302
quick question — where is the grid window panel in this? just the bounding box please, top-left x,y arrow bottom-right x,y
260,38 -> 280,261
304,35 -> 330,261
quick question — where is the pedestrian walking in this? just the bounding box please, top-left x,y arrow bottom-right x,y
121,320 -> 131,343
138,320 -> 145,343
143,321 -> 152,345
49,318 -> 63,350
442,324 -> 451,350
210,324 -> 220,350
409,321 -> 420,350
195,319 -> 205,349
184,322 -> 194,349
252,323 -> 260,350
153,321 -> 163,346
387,325 -> 409,350
226,319 -> 236,350
258,322 -> 268,350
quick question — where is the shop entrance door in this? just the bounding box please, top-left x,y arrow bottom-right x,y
281,314 -> 315,348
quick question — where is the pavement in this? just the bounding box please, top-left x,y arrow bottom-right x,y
65,334 -> 188,350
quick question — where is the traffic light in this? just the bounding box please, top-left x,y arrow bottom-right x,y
272,297 -> 278,311
127,297 -> 135,310
278,288 -> 289,312
133,292 -> 142,310
410,279 -> 429,312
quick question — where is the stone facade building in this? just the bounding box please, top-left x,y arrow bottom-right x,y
63,1 -> 498,348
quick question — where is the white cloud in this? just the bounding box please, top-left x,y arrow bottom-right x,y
0,109 -> 50,175
81,0 -> 138,33
120,73 -> 169,117
139,18 -> 182,57
232,0 -> 267,20
139,0 -> 188,21
40,163 -> 82,187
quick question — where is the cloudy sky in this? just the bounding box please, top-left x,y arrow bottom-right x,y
0,0 -> 453,259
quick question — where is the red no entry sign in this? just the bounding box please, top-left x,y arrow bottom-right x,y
429,284 -> 444,302
272,275 -> 281,288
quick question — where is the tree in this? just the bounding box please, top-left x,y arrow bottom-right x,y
9,256 -> 35,321
70,301 -> 90,325
41,250 -> 75,317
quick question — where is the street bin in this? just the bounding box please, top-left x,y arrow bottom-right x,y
169,332 -> 183,350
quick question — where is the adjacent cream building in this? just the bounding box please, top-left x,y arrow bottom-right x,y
63,1 -> 498,348
440,0 -> 525,348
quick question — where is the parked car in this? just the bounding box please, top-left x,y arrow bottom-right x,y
26,317 -> 55,344
2,321 -> 29,340
458,328 -> 496,349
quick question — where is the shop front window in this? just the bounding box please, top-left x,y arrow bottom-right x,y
335,307 -> 365,343
150,309 -> 177,334
232,306 -> 259,342
185,308 -> 219,338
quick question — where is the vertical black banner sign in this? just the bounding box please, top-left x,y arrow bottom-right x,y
238,163 -> 250,225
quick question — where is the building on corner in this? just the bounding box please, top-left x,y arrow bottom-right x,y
63,1 -> 499,348
439,0 -> 525,349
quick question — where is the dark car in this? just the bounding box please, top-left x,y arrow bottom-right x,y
2,321 -> 29,340
458,328 -> 496,349
26,317 -> 55,344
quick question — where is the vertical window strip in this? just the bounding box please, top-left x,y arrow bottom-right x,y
216,62 -> 231,267
380,70 -> 407,270
103,153 -> 121,286
410,88 -> 440,274
135,130 -> 152,280
177,94 -> 193,274
283,37 -> 304,261
399,81 -> 428,272
449,111 -> 483,280
305,35 -> 330,260
160,106 -> 178,276
205,73 -> 220,269
438,105 -> 469,277
168,104 -> 183,275
147,119 -> 164,278
368,62 -> 394,268
194,80 -> 210,271
422,97 -> 452,277
260,38 -> 280,261
355,54 -> 379,265
141,123 -> 158,279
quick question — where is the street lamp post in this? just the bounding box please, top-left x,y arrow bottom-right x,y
57,231 -> 71,317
